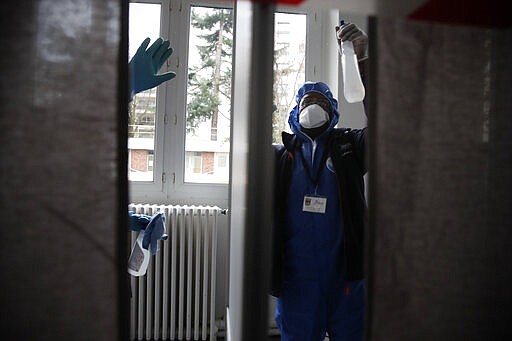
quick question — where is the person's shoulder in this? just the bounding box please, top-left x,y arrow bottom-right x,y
333,126 -> 366,133
335,126 -> 366,139
330,127 -> 366,148
351,127 -> 367,140
330,127 -> 354,139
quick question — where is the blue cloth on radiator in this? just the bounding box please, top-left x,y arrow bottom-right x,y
143,212 -> 168,255
128,211 -> 151,232
128,211 -> 168,256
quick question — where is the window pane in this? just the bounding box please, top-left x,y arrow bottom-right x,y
272,12 -> 306,143
128,3 -> 161,182
185,6 -> 233,184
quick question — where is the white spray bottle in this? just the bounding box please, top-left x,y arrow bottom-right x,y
339,20 -> 365,103
127,231 -> 150,277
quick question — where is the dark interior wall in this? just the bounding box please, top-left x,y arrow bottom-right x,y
367,17 -> 512,341
0,1 -> 127,339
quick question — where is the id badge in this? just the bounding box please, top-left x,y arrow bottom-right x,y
303,195 -> 327,214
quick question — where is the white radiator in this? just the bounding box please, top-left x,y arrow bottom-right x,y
128,204 -> 223,341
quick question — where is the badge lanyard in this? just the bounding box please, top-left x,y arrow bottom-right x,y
298,147 -> 329,214
298,147 -> 329,194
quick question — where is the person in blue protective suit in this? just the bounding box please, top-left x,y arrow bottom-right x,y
272,22 -> 368,341
127,37 -> 176,254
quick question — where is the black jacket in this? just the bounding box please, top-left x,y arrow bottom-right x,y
271,127 -> 367,297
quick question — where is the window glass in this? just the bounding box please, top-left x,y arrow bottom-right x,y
272,12 -> 307,143
128,2 -> 161,182
147,152 -> 154,172
185,6 -> 233,184
217,153 -> 227,168
127,2 -> 309,205
185,151 -> 203,176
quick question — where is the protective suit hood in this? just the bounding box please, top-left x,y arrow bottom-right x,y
288,81 -> 340,139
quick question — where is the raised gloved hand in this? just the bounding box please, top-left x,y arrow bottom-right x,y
142,212 -> 168,256
129,37 -> 176,100
335,21 -> 368,61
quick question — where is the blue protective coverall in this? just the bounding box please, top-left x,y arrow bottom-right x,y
273,82 -> 365,341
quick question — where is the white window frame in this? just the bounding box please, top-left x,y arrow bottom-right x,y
129,0 -> 335,208
129,0 -> 170,203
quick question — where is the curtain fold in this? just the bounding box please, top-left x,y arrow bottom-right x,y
368,17 -> 512,340
0,1 -> 125,339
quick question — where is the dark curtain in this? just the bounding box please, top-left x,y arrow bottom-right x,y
0,1 -> 128,339
367,17 -> 512,341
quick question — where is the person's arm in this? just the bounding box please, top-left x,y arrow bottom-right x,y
335,22 -> 369,169
129,37 -> 176,101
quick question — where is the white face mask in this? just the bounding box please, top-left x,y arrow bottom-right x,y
299,104 -> 330,129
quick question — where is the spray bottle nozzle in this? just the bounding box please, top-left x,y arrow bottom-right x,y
339,19 -> 345,26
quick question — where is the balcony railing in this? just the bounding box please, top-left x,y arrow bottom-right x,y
128,124 -> 155,139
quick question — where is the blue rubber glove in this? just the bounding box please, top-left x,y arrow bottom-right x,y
142,212 -> 168,256
129,37 -> 176,100
128,211 -> 151,232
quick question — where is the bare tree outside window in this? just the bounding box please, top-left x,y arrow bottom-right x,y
272,12 -> 306,143
186,7 -> 233,141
